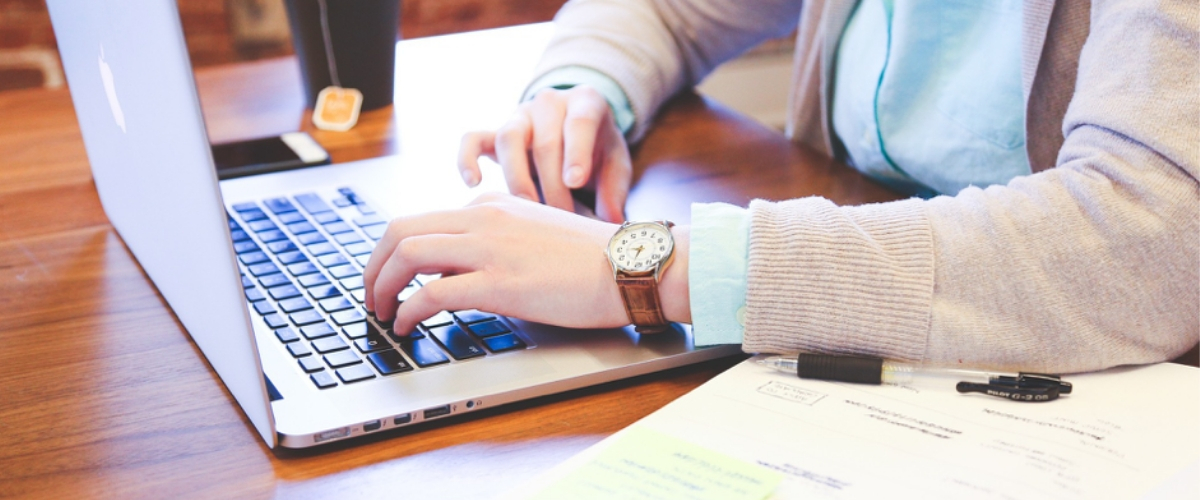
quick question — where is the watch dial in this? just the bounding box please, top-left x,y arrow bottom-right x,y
609,222 -> 673,272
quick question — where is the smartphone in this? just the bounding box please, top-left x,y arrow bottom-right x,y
211,131 -> 331,180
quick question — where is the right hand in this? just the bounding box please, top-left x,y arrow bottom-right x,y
458,86 -> 633,223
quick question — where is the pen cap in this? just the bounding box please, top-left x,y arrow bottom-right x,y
796,354 -> 884,384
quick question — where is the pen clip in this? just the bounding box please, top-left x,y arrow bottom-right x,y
956,373 -> 1072,403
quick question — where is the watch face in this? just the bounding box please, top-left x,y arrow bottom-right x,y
608,222 -> 673,273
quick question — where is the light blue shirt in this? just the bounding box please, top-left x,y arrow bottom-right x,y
530,0 -> 1029,347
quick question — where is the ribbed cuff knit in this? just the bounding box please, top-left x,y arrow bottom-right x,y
743,197 -> 935,362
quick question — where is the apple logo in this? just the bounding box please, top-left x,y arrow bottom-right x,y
97,45 -> 126,133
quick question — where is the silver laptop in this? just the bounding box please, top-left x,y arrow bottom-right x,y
47,0 -> 739,448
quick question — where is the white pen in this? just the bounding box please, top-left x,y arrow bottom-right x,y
758,354 -> 1071,402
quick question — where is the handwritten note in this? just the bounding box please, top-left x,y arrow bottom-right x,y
528,426 -> 782,500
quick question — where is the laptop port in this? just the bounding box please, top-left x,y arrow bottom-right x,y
363,420 -> 382,432
394,413 -> 412,425
423,405 -> 452,419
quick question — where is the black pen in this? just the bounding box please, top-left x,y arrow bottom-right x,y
758,354 -> 1072,402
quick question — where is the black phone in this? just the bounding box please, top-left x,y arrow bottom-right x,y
211,132 -> 331,180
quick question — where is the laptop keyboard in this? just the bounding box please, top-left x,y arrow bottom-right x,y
228,187 -> 532,390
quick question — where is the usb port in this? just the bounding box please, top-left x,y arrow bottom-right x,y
423,405 -> 452,419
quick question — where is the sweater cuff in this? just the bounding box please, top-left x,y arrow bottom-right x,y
743,197 -> 934,362
688,202 -> 752,347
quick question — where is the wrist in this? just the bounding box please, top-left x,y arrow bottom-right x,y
660,225 -> 691,324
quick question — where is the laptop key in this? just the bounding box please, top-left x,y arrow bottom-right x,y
351,289 -> 366,303
336,364 -> 375,384
308,284 -> 341,299
258,273 -> 290,289
275,327 -> 299,343
264,197 -> 298,214
267,240 -> 297,254
300,322 -> 338,340
399,338 -> 449,367
363,224 -> 387,240
297,232 -> 327,245
340,276 -> 364,290
290,310 -> 325,326
253,301 -> 276,315
294,193 -> 333,214
234,241 -> 259,254
318,253 -> 349,268
354,333 -> 391,354
344,241 -> 374,256
310,371 -> 337,389
245,287 -> 265,302
324,350 -> 362,368
299,273 -> 331,288
353,213 -> 387,227
298,356 -> 324,373
323,221 -> 353,234
247,262 -> 280,277
278,297 -> 313,313
387,328 -> 426,342
231,201 -> 259,212
329,265 -> 360,280
277,251 -> 308,265
454,310 -> 495,324
312,336 -> 349,354
307,242 -> 337,256
354,255 -> 371,267
238,208 -> 268,222
368,350 -> 413,375
263,313 -> 287,329
268,284 -> 302,301
421,310 -> 455,328
287,342 -> 312,358
331,309 -> 366,326
286,221 -> 316,234
482,333 -> 526,353
313,211 -> 341,224
277,211 -> 306,224
287,262 -> 320,277
333,196 -> 352,208
248,220 -> 278,233
230,229 -> 250,242
319,296 -> 355,313
429,324 -> 486,360
468,320 -> 511,338
334,232 -> 364,246
257,229 -> 287,243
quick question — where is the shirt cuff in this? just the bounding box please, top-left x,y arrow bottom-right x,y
523,66 -> 636,135
688,202 -> 751,347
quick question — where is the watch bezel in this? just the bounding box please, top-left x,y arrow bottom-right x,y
605,221 -> 675,279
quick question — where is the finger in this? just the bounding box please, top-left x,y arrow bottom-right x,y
561,90 -> 608,189
527,104 -> 574,212
364,213 -> 472,312
373,234 -> 479,323
457,131 -> 496,187
493,110 -> 539,202
594,121 -> 633,223
392,273 -> 490,335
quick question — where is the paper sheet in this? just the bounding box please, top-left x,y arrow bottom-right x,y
512,359 -> 1199,499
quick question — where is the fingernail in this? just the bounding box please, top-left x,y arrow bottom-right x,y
564,165 -> 584,187
461,169 -> 478,187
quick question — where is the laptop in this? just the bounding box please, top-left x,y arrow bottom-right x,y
47,0 -> 740,449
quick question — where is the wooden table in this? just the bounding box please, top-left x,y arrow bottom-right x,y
1,24 -> 1192,499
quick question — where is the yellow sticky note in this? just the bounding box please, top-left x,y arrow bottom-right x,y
530,426 -> 782,500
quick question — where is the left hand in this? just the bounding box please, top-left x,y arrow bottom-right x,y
363,192 -> 628,335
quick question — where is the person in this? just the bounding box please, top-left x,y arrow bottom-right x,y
363,0 -> 1199,373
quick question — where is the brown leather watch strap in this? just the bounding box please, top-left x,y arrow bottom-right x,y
616,274 -> 670,334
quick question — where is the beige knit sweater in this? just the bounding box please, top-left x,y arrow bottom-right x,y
532,0 -> 1199,373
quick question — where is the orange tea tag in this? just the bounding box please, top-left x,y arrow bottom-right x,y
312,86 -> 363,131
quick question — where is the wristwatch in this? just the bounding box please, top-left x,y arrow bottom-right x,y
605,220 -> 676,333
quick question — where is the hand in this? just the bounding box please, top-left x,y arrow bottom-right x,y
363,192 -> 631,335
458,86 -> 633,223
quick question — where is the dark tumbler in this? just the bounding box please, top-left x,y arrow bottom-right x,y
284,0 -> 400,111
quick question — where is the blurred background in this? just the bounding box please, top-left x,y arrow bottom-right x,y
0,0 -> 793,129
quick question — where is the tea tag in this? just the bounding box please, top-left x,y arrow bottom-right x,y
312,86 -> 363,132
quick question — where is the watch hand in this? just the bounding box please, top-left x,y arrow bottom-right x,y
634,245 -> 645,258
